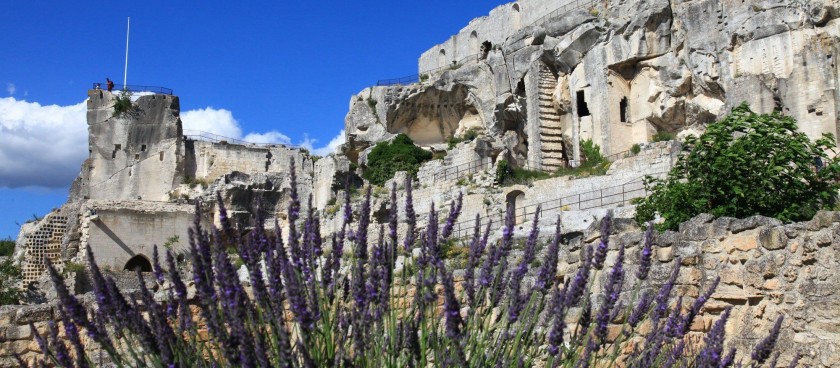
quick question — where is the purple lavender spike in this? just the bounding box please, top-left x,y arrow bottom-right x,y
440,191 -> 464,240
696,307 -> 733,368
787,353 -> 800,368
626,290 -> 653,331
564,245 -> 593,308
152,245 -> 164,284
508,206 -> 541,324
536,217 -> 562,291
636,222 -> 654,281
680,276 -> 720,336
594,243 -> 625,344
592,212 -> 612,269
403,177 -> 416,253
751,316 -> 784,366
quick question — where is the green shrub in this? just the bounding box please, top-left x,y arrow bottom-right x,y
366,97 -> 378,110
630,143 -> 641,155
447,128 -> 480,150
419,74 -> 429,82
652,131 -> 675,142
0,257 -> 21,305
495,159 -> 510,183
580,139 -> 606,166
0,238 -> 14,257
112,92 -> 135,117
363,134 -> 433,185
636,103 -> 840,230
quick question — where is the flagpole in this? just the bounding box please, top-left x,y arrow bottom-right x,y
123,17 -> 130,90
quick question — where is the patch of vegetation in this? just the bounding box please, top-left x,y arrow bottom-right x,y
495,159 -> 553,185
112,92 -> 136,117
446,128 -> 481,150
0,238 -> 14,257
367,97 -> 378,110
183,176 -> 211,189
652,131 -> 675,142
0,257 -> 21,305
363,134 -> 433,186
553,139 -> 612,178
64,261 -> 86,274
163,235 -> 181,249
636,103 -> 840,230
419,74 -> 429,82
630,143 -> 641,156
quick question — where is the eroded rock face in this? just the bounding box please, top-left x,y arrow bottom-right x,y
361,0 -> 840,167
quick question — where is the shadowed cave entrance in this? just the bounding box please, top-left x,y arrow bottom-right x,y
386,85 -> 480,145
124,254 -> 153,272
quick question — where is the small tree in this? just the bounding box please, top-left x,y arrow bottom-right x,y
636,103 -> 840,230
363,134 -> 433,185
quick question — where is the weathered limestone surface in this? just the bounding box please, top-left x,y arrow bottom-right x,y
351,0 -> 840,169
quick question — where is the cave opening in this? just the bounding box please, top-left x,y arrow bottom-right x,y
576,90 -> 591,117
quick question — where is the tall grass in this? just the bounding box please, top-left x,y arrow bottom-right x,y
28,158 -> 791,367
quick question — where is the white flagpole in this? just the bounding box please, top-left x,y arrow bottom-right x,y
123,17 -> 130,90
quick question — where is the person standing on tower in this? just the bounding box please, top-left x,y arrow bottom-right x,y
106,78 -> 114,92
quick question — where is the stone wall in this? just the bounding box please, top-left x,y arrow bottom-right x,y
5,211 -> 840,366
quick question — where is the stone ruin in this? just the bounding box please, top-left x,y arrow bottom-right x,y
7,0 -> 840,365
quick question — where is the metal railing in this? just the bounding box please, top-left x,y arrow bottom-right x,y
528,0 -> 599,29
437,170 -> 669,239
182,129 -> 301,149
417,157 -> 493,184
376,53 -> 483,86
92,83 -> 173,95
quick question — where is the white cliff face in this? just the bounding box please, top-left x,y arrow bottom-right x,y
347,0 -> 840,168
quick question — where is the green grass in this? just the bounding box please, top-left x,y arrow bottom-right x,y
0,238 -> 14,257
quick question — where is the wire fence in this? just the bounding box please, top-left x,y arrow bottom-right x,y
182,129 -> 301,149
92,83 -> 173,95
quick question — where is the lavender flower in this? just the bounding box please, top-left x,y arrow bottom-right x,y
465,216 -> 491,305
594,243 -> 624,343
787,353 -> 800,368
546,286 -> 567,356
564,245 -> 593,308
536,217 -> 562,291
636,222 -> 654,280
47,321 -> 73,368
751,316 -> 784,366
152,245 -> 165,284
508,207 -> 540,324
652,258 -> 682,324
592,211 -> 612,269
696,307 -> 733,367
680,276 -> 720,336
403,177 -> 416,253
440,191 -> 463,240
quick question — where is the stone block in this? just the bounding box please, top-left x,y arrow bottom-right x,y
731,216 -> 782,234
15,305 -> 53,325
723,230 -> 759,252
759,227 -> 787,250
679,213 -> 715,240
657,246 -> 674,262
3,324 -> 32,340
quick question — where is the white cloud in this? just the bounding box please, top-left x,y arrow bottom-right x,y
0,102 -> 344,189
0,97 -> 88,188
180,107 -> 242,138
311,130 -> 345,156
5,83 -> 15,96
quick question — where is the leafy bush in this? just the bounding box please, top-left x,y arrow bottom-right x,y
652,131 -> 675,142
0,238 -> 14,257
63,262 -> 86,274
36,162 -> 789,367
0,257 -> 21,305
112,92 -> 135,117
636,103 -> 840,230
580,139 -> 606,166
363,134 -> 432,185
495,159 -> 510,183
630,143 -> 641,155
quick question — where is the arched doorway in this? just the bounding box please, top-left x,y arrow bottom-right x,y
511,4 -> 522,30
438,49 -> 447,68
124,255 -> 152,272
505,190 -> 526,225
481,41 -> 493,59
470,31 -> 479,54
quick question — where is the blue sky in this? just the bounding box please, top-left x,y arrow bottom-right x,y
0,0 -> 506,239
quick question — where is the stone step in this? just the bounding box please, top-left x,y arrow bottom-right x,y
540,125 -> 564,131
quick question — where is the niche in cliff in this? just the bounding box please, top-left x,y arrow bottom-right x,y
385,85 -> 482,146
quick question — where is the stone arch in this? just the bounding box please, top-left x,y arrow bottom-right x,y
470,31 -> 479,55
124,254 -> 152,272
438,49 -> 447,68
505,190 -> 526,225
511,4 -> 522,30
